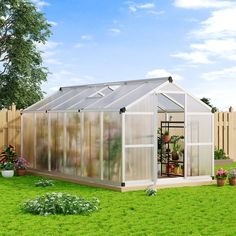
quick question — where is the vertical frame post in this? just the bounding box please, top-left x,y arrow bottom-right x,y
121,113 -> 125,185
48,112 -> 51,171
80,112 -> 84,176
100,112 -> 104,180
63,112 -> 67,173
33,112 -> 37,168
20,113 -> 23,157
153,93 -> 158,185
184,93 -> 188,178
211,113 -> 215,177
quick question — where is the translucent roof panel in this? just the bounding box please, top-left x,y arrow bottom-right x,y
105,79 -> 169,110
163,93 -> 185,107
157,94 -> 184,112
24,77 -> 206,113
49,86 -> 105,111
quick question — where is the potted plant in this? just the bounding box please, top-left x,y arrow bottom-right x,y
215,168 -> 228,186
174,163 -> 180,175
228,168 -> 236,186
170,135 -> 184,161
163,130 -> 169,143
0,162 -> 14,177
0,145 -> 18,178
15,157 -> 28,176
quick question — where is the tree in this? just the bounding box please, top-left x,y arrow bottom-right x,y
201,97 -> 218,113
0,0 -> 51,109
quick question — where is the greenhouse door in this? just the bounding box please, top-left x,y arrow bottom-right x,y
158,120 -> 185,178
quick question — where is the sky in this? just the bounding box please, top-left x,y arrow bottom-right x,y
34,0 -> 236,111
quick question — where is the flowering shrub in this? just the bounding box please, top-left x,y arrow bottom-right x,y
228,168 -> 236,179
146,186 -> 157,196
215,168 -> 228,180
35,179 -> 54,187
23,192 -> 100,216
15,157 -> 28,170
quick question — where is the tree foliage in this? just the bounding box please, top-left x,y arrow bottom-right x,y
0,0 -> 51,109
201,97 -> 218,113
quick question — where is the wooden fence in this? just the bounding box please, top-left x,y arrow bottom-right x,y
0,104 -> 21,154
215,111 -> 236,161
0,105 -> 236,161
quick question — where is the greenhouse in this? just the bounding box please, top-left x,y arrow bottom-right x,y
21,77 -> 214,190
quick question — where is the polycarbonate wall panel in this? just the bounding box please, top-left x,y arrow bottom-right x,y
125,114 -> 153,144
158,82 -> 183,92
128,94 -> 155,112
125,147 -> 152,181
22,113 -> 34,167
50,113 -> 64,172
187,146 -> 212,176
65,113 -> 80,176
83,112 -> 100,178
187,115 -> 212,143
103,112 -> 122,182
35,113 -> 48,170
187,95 -> 210,113
187,114 -> 213,176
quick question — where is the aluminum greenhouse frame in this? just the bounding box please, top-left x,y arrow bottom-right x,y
21,77 -> 214,190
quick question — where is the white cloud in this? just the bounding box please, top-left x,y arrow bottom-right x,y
191,39 -> 236,53
32,0 -> 50,8
37,41 -> 62,51
172,51 -> 213,64
36,41 -> 62,65
201,67 -> 236,81
172,5 -> 236,65
109,28 -> 121,34
189,39 -> 236,61
137,3 -> 155,9
146,69 -> 184,81
42,70 -> 96,94
127,2 -> 155,13
44,58 -> 62,65
81,35 -> 93,40
48,21 -> 58,26
193,6 -> 236,39
74,43 -> 84,48
174,0 -> 234,9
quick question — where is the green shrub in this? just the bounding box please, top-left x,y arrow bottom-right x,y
145,187 -> 157,196
35,179 -> 54,187
23,192 -> 100,216
214,148 -> 229,160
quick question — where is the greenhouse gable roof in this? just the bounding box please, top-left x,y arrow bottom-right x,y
24,77 -> 175,112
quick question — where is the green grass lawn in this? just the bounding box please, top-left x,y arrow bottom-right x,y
1,171 -> 236,236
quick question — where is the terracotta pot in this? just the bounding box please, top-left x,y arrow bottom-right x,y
163,135 -> 169,143
172,152 -> 179,160
229,178 -> 236,186
16,169 -> 27,176
217,179 -> 226,187
174,167 -> 180,175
